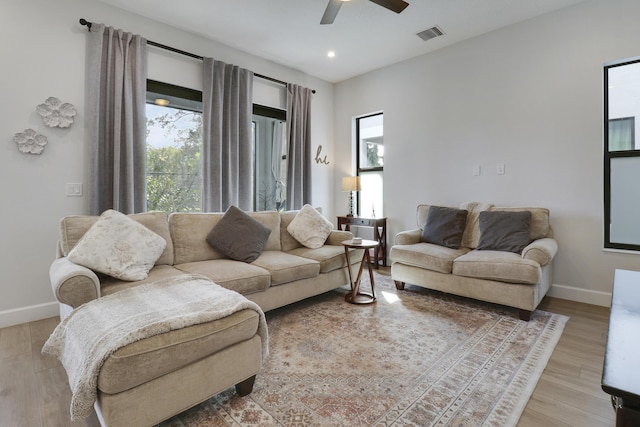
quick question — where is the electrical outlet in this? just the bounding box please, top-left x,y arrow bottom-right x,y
473,164 -> 481,176
496,163 -> 505,175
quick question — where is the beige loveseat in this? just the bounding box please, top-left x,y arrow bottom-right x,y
390,203 -> 557,321
49,208 -> 359,426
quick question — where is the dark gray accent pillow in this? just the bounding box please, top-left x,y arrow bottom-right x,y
206,206 -> 271,263
420,206 -> 468,249
477,210 -> 532,254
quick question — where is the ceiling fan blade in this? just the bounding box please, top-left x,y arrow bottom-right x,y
321,0 -> 343,25
369,0 -> 409,14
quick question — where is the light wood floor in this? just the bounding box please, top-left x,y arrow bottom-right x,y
0,277 -> 614,426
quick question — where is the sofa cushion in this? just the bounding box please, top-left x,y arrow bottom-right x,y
247,210 -> 282,251
68,210 -> 167,281
60,211 -> 174,265
171,211 -> 282,265
477,210 -> 532,254
287,204 -> 333,249
288,245 -> 362,273
280,210 -> 303,252
252,251 -> 320,286
170,213 -> 225,264
452,250 -> 540,285
98,308 -> 260,394
390,243 -> 470,274
175,260 -> 271,295
206,206 -> 271,263
458,202 -> 493,249
420,206 -> 468,249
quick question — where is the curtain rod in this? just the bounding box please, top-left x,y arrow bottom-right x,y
79,18 -> 316,94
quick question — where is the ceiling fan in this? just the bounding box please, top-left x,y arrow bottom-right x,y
321,0 -> 409,25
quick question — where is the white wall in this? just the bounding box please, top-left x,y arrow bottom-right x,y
0,0 -> 335,327
334,0 -> 640,306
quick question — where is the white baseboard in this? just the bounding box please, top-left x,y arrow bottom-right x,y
548,284 -> 612,308
0,301 -> 59,328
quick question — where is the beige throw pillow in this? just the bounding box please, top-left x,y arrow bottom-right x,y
68,209 -> 167,281
287,204 -> 333,249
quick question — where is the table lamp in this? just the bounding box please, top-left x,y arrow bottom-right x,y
342,176 -> 361,217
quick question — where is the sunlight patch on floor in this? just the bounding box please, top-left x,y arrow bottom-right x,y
381,291 -> 400,304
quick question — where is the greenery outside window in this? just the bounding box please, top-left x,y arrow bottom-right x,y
356,112 -> 383,218
145,80 -> 203,212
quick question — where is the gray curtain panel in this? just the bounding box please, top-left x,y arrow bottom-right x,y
286,84 -> 313,210
86,24 -> 147,215
202,58 -> 254,212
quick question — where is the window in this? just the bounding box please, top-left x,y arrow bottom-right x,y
252,105 -> 288,211
356,113 -> 383,218
604,58 -> 640,250
145,80 -> 203,212
145,80 -> 287,213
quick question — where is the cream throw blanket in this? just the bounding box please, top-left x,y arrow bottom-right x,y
42,274 -> 269,420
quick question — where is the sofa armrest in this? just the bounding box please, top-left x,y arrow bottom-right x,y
50,257 -> 101,309
326,230 -> 354,246
394,229 -> 422,245
522,238 -> 558,266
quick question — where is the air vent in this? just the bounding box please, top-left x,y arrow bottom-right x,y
417,26 -> 445,42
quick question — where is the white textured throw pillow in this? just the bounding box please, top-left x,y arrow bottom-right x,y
287,204 -> 333,249
68,209 -> 167,281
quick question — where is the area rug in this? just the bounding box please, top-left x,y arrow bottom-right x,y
159,273 -> 568,427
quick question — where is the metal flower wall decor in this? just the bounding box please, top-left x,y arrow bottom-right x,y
13,129 -> 48,155
36,96 -> 76,128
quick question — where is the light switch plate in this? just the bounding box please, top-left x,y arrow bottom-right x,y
496,163 -> 505,175
66,183 -> 83,197
473,164 -> 481,176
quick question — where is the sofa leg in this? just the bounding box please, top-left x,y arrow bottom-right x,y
518,309 -> 532,321
394,280 -> 405,290
235,375 -> 256,397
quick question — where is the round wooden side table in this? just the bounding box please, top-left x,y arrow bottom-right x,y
341,239 -> 379,304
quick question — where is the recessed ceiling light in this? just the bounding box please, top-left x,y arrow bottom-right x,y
155,98 -> 170,106
327,51 -> 336,58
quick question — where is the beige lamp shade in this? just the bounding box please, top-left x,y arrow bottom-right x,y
342,176 -> 361,192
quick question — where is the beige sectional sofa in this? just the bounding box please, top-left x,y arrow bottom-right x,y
49,208 -> 359,426
390,202 -> 557,321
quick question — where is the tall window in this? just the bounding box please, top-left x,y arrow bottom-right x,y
145,80 -> 287,213
145,80 -> 203,212
604,58 -> 640,250
356,112 -> 384,218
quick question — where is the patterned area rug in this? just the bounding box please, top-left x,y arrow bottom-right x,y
159,273 -> 568,427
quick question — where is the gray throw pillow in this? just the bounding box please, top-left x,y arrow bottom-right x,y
477,210 -> 532,254
421,206 -> 468,249
206,206 -> 271,263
